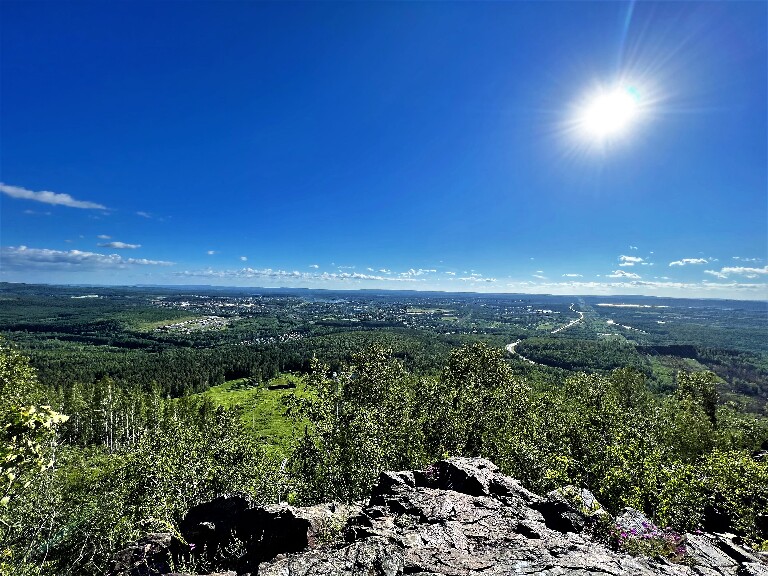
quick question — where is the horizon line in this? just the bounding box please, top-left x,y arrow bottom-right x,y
1,281 -> 765,304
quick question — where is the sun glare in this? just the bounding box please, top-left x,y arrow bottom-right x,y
576,84 -> 642,141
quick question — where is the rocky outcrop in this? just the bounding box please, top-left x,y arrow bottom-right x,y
110,457 -> 768,576
111,532 -> 174,576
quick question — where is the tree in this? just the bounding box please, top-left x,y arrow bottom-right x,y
0,340 -> 67,507
676,371 -> 719,425
0,340 -> 68,576
289,345 -> 423,503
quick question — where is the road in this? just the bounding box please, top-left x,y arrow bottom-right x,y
551,304 -> 584,334
505,340 -> 538,365
506,304 -> 584,366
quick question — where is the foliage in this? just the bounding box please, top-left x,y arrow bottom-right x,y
609,522 -> 690,564
702,449 -> 768,538
0,289 -> 767,574
656,462 -> 707,533
1,392 -> 284,576
517,338 -> 646,373
1,340 -> 68,509
288,343 -> 768,547
288,346 -> 423,503
1,405 -> 67,507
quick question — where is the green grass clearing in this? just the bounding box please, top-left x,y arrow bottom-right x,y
201,373 -> 311,449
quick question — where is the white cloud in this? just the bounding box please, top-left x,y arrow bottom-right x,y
136,211 -> 152,218
562,273 -> 583,278
240,256 -> 248,261
97,234 -> 111,240
206,250 -> 218,255
503,278 -> 767,299
0,246 -> 173,270
669,258 -> 708,267
704,266 -> 768,279
309,264 -> 319,269
445,271 -> 456,276
174,267 -> 423,284
536,270 -> 544,274
366,267 -> 374,272
0,183 -> 107,210
379,269 -> 391,274
732,256 -> 762,262
532,274 -> 547,280
97,241 -> 141,249
399,268 -> 436,277
629,245 -> 638,250
608,270 -> 641,279
458,275 -> 496,282
619,255 -> 644,266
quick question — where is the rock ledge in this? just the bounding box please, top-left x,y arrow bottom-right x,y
111,457 -> 767,576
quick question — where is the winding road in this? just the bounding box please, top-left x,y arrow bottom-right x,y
504,340 -> 538,365
551,303 -> 584,334
505,304 -> 584,366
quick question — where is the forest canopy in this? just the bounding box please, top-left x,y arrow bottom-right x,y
1,336 -> 767,575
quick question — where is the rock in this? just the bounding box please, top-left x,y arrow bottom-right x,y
556,485 -> 603,514
164,573 -> 237,576
178,493 -> 253,565
370,470 -> 416,504
436,456 -> 498,496
738,563 -> 768,576
110,532 -> 173,576
535,485 -> 611,534
259,469 -> 684,576
686,533 -> 741,575
487,472 -> 540,504
111,499 -> 359,576
237,501 -> 361,567
175,491 -> 361,572
616,507 -> 653,535
536,495 -> 588,534
259,536 -> 402,576
110,458 -> 768,576
713,533 -> 767,565
683,532 -> 768,576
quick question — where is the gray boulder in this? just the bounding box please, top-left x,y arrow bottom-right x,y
110,458 -> 767,576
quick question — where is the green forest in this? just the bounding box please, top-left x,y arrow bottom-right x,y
1,285 -> 767,574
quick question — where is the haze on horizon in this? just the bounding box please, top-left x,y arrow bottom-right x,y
1,1 -> 766,300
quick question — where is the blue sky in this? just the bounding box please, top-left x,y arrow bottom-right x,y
1,1 -> 766,299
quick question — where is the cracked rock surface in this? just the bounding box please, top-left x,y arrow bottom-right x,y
111,457 -> 768,576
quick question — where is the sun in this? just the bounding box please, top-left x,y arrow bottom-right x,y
576,84 -> 642,141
